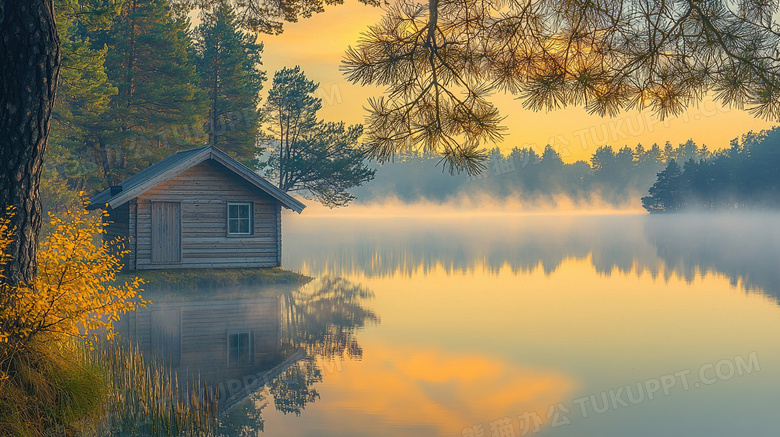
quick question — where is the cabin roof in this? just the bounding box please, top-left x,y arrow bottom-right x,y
87,146 -> 305,213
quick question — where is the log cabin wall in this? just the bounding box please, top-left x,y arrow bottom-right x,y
115,297 -> 283,385
103,202 -> 131,269
128,199 -> 137,271
104,201 -> 130,241
130,159 -> 282,270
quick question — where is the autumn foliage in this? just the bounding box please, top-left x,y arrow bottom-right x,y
0,205 -> 147,374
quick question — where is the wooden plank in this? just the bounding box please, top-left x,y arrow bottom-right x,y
138,256 -> 279,264
140,225 -> 277,233
180,232 -> 276,239
181,215 -> 278,224
168,199 -> 275,206
103,203 -> 132,269
136,261 -> 278,269
183,251 -> 278,259
129,199 -> 137,271
141,228 -> 277,238
276,203 -> 282,266
179,256 -> 277,263
180,319 -> 277,328
151,202 -> 181,263
150,297 -> 278,310
180,246 -> 277,253
181,250 -> 278,257
181,237 -> 276,245
142,190 -> 273,198
151,308 -> 181,366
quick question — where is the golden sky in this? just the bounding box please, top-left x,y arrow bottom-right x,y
259,0 -> 777,163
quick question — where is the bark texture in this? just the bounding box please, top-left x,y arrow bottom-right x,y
0,0 -> 60,285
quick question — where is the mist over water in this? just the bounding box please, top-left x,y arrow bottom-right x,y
285,205 -> 780,302
644,212 -> 780,299
346,191 -> 646,216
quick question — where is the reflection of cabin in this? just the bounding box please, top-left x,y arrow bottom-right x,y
87,146 -> 305,270
116,297 -> 282,372
114,296 -> 301,409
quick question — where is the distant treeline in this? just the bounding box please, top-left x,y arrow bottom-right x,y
642,128 -> 780,212
351,139 -> 713,205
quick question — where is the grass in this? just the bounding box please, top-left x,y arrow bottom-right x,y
79,340 -> 219,437
116,267 -> 309,292
0,337 -> 222,436
114,267 -> 312,303
0,337 -> 104,436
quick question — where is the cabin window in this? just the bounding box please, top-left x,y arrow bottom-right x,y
227,202 -> 253,235
227,331 -> 252,365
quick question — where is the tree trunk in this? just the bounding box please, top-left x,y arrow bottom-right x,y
0,0 -> 60,286
210,50 -> 220,146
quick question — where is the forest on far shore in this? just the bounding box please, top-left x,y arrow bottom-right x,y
641,128 -> 780,212
349,127 -> 780,212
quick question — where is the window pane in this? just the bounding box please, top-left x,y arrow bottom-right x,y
228,203 -> 252,234
239,218 -> 250,234
228,332 -> 251,365
239,333 -> 250,364
229,334 -> 239,364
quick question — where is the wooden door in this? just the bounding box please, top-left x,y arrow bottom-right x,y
151,202 -> 181,263
151,308 -> 181,366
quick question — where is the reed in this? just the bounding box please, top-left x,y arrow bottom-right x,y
77,339 -> 219,436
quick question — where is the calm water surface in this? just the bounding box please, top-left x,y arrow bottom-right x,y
125,212 -> 780,436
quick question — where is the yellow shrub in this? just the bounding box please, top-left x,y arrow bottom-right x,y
0,209 -> 13,347
0,206 -> 148,347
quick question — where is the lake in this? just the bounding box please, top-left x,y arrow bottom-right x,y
119,211 -> 780,436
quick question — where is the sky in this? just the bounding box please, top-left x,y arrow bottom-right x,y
258,0 -> 777,163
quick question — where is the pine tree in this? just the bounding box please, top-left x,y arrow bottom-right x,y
195,2 -> 266,167
642,160 -> 684,213
100,0 -> 206,185
263,66 -> 321,190
635,143 -> 665,190
46,0 -> 120,206
261,67 -> 375,207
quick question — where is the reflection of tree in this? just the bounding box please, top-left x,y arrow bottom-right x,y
644,214 -> 780,302
222,277 -> 380,431
285,215 -> 780,304
269,357 -> 322,416
219,392 -> 267,436
266,277 -> 380,415
281,276 -> 381,359
285,216 -> 660,278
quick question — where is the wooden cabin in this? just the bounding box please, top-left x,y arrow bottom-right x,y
88,146 -> 305,271
114,295 -> 305,411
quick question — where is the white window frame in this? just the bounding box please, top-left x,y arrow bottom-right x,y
227,202 -> 253,236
